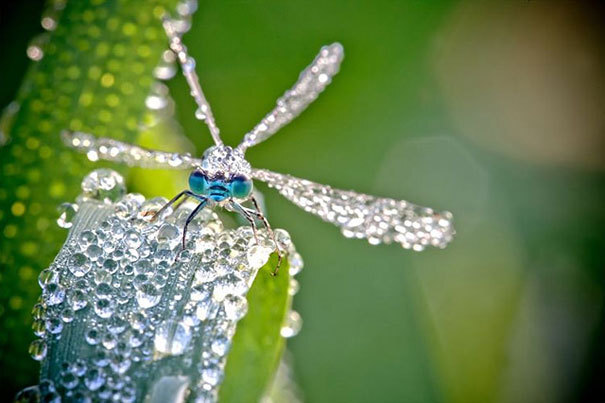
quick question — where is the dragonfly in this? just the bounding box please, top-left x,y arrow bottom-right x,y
62,16 -> 455,275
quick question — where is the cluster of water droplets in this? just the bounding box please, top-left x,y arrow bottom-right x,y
18,168 -> 303,402
252,169 -> 455,251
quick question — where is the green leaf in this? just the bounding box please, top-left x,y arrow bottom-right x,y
0,0 -> 177,394
220,254 -> 292,403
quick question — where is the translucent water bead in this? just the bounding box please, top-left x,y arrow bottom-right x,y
80,168 -> 126,204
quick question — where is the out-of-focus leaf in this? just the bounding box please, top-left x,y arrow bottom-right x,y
0,0 -> 177,396
220,254 -> 292,403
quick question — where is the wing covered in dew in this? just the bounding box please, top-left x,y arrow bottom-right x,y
61,130 -> 202,169
252,168 -> 455,251
237,43 -> 344,153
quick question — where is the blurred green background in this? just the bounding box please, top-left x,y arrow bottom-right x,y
1,1 -> 604,402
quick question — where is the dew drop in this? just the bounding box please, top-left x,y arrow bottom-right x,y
60,372 -> 78,389
86,244 -> 103,261
38,268 -> 59,287
44,283 -> 65,306
68,289 -> 88,310
289,252 -> 304,276
246,245 -> 272,269
45,318 -> 63,334
85,329 -> 101,345
29,339 -> 47,361
84,368 -> 105,391
81,169 -> 126,203
223,295 -> 247,321
280,310 -> 303,338
136,283 -> 161,308
57,202 -> 78,228
200,365 -> 221,386
210,336 -> 230,357
68,253 -> 91,277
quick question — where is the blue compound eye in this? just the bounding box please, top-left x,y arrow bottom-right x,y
189,170 -> 208,195
230,175 -> 253,199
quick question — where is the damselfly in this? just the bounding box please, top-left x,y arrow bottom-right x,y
62,16 -> 455,275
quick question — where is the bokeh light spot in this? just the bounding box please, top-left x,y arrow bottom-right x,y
100,73 -> 115,87
11,202 -> 26,216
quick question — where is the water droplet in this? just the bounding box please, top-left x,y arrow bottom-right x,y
133,259 -> 152,275
196,298 -> 219,321
94,269 -> 112,285
102,258 -> 118,273
124,230 -> 142,249
183,57 -> 196,72
107,316 -> 127,334
44,283 -> 65,305
190,284 -> 210,301
289,252 -> 304,276
210,336 -> 230,357
60,372 -> 78,389
79,230 -> 96,246
60,307 -> 74,323
128,330 -> 144,348
85,329 -> 101,345
45,318 -> 63,334
288,278 -> 300,296
57,202 -> 78,228
223,295 -> 247,320
274,229 -> 292,249
81,169 -> 126,203
109,355 -> 131,374
29,339 -> 47,361
68,289 -> 88,310
81,368 -> 104,391
154,58 -> 177,80
102,333 -> 117,349
246,245 -> 272,269
70,359 -> 87,377
200,365 -> 222,386
280,310 -> 303,338
38,268 -> 59,287
26,33 -> 49,61
32,319 -> 46,337
15,386 -> 41,403
31,303 -> 45,319
195,107 -> 207,120
95,282 -> 113,298
154,320 -> 192,356
86,244 -> 103,261
136,283 -> 161,308
68,253 -> 91,277
94,298 -> 114,318
93,350 -> 109,367
156,223 -> 180,247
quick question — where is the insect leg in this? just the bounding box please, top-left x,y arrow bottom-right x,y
182,198 -> 208,249
230,201 -> 260,245
248,196 -> 282,276
148,190 -> 196,221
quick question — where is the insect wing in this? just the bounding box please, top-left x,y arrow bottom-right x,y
238,43 -> 344,152
251,168 -> 455,251
61,130 -> 202,170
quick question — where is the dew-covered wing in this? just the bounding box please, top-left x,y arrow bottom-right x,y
237,43 -> 344,152
62,130 -> 202,169
252,168 -> 455,250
